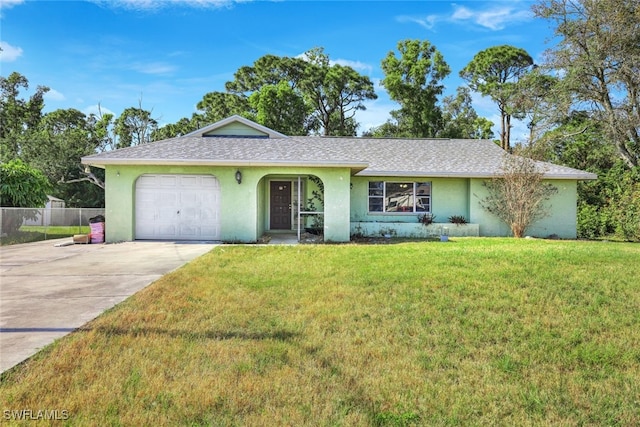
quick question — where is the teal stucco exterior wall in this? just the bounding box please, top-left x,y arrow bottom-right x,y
469,178 -> 578,238
350,176 -> 469,224
350,176 -> 579,239
104,165 -> 579,243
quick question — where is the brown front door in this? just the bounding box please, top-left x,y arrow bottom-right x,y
270,181 -> 292,230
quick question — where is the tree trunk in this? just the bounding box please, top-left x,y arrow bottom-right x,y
500,109 -> 508,150
505,114 -> 512,151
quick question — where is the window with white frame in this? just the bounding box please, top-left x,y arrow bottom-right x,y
368,181 -> 431,213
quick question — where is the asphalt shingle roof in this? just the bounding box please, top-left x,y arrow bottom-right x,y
83,134 -> 597,180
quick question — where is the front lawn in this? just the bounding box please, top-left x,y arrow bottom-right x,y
0,226 -> 90,246
2,239 -> 639,426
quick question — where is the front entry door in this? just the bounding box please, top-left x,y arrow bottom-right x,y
270,181 -> 292,230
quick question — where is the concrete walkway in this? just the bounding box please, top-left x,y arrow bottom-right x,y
0,239 -> 217,373
265,233 -> 300,244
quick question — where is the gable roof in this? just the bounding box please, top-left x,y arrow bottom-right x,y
82,117 -> 597,180
185,115 -> 289,139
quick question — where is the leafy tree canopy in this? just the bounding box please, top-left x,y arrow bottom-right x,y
460,45 -> 534,150
249,81 -> 308,135
114,106 -> 158,148
380,39 -> 450,138
533,0 -> 640,168
157,48 -> 377,138
439,87 -> 494,139
0,159 -> 51,207
0,71 -> 49,162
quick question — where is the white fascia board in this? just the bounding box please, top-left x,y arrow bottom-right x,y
81,157 -> 368,170
356,170 -> 495,178
356,170 -> 598,180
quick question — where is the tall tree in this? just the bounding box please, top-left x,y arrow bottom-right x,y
512,70 -> 563,144
29,108 -> 104,206
224,53 -> 309,132
380,39 -> 450,138
114,106 -> 158,148
439,87 -> 494,139
0,72 -> 49,162
301,47 -> 377,136
176,49 -> 377,137
160,51 -> 377,138
195,92 -> 252,126
152,116 -> 200,141
535,112 -> 640,241
226,54 -> 308,94
460,45 -> 534,150
249,81 -> 307,135
27,108 -> 93,179
533,0 -> 640,168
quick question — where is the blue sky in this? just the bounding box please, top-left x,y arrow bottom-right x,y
1,0 -> 554,139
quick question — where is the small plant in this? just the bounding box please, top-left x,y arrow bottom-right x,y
418,213 -> 436,226
379,227 -> 397,238
305,175 -> 325,233
351,224 -> 365,239
449,215 -> 468,225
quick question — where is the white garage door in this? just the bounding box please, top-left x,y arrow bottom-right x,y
135,174 -> 220,240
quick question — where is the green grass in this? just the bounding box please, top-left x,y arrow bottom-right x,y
2,238 -> 639,426
0,226 -> 90,245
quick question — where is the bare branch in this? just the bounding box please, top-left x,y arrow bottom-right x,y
58,167 -> 105,189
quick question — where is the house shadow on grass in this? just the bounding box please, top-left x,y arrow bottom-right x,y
82,325 -> 299,342
349,236 -> 448,244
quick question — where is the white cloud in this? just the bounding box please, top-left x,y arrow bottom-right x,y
0,0 -> 24,10
83,104 -> 116,118
0,41 -> 23,62
459,5 -> 532,31
44,88 -> 65,101
295,52 -> 375,75
355,98 -> 398,135
90,0 -> 241,12
510,118 -> 531,144
470,91 -> 496,117
451,5 -> 474,21
398,2 -> 532,32
130,61 -> 177,75
395,14 -> 438,30
331,58 -> 373,74
295,52 -> 373,73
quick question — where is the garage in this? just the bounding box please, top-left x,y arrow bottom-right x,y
135,174 -> 220,240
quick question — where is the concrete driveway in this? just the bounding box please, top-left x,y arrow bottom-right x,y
0,239 -> 217,373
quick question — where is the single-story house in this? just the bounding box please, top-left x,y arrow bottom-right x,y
81,115 -> 597,243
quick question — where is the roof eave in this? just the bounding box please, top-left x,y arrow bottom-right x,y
356,170 -> 496,178
544,173 -> 598,180
81,157 -> 368,172
356,170 -> 598,180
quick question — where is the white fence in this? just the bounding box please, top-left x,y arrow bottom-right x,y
1,207 -> 105,241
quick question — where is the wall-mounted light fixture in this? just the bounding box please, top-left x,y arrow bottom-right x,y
235,170 -> 242,184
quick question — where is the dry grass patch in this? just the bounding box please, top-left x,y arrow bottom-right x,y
2,239 -> 640,426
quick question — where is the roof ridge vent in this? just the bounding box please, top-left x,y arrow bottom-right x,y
203,134 -> 269,139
